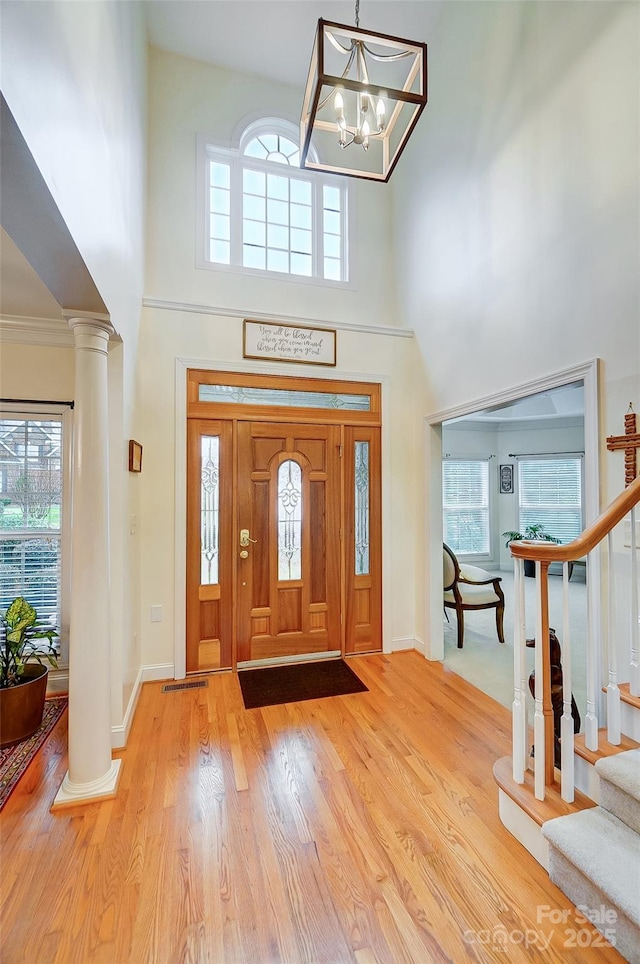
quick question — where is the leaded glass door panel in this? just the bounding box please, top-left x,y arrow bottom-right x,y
186,419 -> 233,671
236,421 -> 341,664
344,426 -> 382,654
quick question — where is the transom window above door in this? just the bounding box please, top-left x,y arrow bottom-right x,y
200,119 -> 349,284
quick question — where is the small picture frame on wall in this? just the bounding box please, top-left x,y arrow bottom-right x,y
499,463 -> 514,494
129,440 -> 143,473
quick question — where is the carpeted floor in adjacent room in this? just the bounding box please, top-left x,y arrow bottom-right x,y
443,565 -> 587,722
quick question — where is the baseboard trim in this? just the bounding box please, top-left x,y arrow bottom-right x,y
141,662 -> 175,682
47,671 -> 69,696
111,663 -> 175,749
390,635 -> 424,655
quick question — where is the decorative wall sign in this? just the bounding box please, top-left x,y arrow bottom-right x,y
243,320 -> 336,367
129,440 -> 143,473
499,464 -> 514,494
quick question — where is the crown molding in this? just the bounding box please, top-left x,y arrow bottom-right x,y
0,314 -> 74,347
143,297 -> 414,339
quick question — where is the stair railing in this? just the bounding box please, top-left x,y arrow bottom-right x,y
509,475 -> 640,803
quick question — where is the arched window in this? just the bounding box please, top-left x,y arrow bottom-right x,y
201,119 -> 349,283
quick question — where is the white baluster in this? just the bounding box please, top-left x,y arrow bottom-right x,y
561,561 -> 575,802
630,505 -> 639,697
512,557 -> 527,783
607,530 -> 621,744
534,561 -> 546,800
585,551 -> 599,751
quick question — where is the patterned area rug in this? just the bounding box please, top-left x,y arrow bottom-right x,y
0,697 -> 67,811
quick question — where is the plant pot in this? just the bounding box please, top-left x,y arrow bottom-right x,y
0,664 -> 49,749
524,560 -> 536,578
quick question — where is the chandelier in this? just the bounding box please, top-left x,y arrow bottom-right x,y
300,3 -> 427,182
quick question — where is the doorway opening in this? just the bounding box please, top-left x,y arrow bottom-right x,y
426,360 -> 600,709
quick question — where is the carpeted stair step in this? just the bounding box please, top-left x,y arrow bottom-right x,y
596,748 -> 640,834
542,807 -> 640,963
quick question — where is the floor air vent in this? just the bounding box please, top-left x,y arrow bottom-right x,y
161,680 -> 208,693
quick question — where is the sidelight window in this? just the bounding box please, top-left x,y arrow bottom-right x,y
354,441 -> 370,575
200,436 -> 220,585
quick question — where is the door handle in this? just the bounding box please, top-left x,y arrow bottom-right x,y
240,528 -> 257,547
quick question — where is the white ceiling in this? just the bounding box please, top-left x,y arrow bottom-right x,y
144,1 -> 442,87
444,383 -> 585,427
0,227 -> 63,321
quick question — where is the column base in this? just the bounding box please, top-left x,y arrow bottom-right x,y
51,758 -> 122,810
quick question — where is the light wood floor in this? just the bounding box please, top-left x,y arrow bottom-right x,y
1,652 -> 624,963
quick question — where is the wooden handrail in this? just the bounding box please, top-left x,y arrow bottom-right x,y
510,475 -> 640,563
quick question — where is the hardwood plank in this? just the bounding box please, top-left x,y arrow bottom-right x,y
1,653 -> 625,963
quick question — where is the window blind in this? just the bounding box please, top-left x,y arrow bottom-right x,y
518,457 -> 583,544
0,417 -> 62,631
442,460 -> 490,554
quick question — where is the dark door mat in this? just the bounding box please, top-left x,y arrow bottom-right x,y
238,659 -> 368,709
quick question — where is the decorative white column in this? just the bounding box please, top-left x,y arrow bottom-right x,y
54,315 -> 121,807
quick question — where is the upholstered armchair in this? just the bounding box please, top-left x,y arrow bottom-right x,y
443,543 -> 505,649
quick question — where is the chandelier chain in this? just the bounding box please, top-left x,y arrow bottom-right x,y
355,0 -> 360,28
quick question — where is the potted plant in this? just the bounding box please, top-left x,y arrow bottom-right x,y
502,524 -> 561,577
0,597 -> 58,748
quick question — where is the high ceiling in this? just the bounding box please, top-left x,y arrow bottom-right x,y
144,1 -> 443,87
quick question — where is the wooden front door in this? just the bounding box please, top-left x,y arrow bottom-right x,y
186,370 -> 382,673
236,421 -> 341,664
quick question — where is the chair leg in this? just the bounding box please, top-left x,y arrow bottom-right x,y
456,607 -> 464,648
496,603 -> 505,644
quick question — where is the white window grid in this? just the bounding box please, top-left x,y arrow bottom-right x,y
203,141 -> 349,285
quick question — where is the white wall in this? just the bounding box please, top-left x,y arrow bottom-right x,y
0,0 -> 147,344
0,344 -> 75,399
394,1 -> 639,665
139,47 -> 430,665
394,2 -> 639,498
138,309 -> 427,666
146,46 -> 397,329
0,0 -> 147,727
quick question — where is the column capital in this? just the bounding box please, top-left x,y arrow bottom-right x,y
67,315 -> 114,354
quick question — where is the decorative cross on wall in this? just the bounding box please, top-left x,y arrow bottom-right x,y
606,404 -> 640,487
